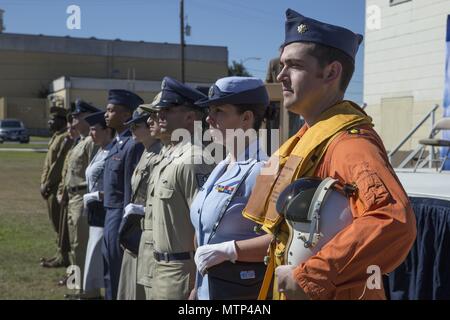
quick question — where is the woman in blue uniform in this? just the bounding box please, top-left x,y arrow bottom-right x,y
82,111 -> 115,299
190,77 -> 273,300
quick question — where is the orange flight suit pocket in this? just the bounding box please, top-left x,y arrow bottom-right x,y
353,162 -> 392,213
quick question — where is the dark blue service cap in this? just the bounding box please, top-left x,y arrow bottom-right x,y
85,111 -> 107,127
139,92 -> 162,113
124,107 -> 150,126
72,99 -> 101,115
154,77 -> 206,109
284,8 -> 363,61
195,77 -> 269,108
108,89 -> 144,111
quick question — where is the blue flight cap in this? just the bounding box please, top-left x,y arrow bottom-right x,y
154,77 -> 206,109
108,89 -> 144,111
284,9 -> 363,61
123,106 -> 150,126
195,77 -> 269,108
72,99 -> 101,115
85,111 -> 107,127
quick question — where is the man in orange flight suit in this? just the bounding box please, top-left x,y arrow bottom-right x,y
242,9 -> 417,300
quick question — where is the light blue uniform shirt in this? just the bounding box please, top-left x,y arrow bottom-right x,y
189,140 -> 268,300
85,146 -> 111,193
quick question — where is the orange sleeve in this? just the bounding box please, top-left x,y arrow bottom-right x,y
292,130 -> 417,300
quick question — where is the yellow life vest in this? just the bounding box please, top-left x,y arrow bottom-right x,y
242,101 -> 373,300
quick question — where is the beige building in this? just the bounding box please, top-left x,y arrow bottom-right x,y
49,76 -> 213,111
364,0 -> 449,153
0,23 -> 228,134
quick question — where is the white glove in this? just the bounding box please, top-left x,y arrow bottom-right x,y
275,265 -> 309,300
123,203 -> 145,218
83,191 -> 100,208
194,240 -> 237,276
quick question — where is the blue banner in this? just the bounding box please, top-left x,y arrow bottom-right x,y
442,15 -> 450,170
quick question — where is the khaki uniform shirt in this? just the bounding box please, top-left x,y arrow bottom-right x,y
41,129 -> 72,193
57,138 -> 79,199
137,145 -> 170,290
138,141 -> 214,299
64,135 -> 97,190
130,142 -> 162,205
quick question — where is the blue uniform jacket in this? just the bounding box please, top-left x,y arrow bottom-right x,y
103,129 -> 144,209
189,141 -> 268,299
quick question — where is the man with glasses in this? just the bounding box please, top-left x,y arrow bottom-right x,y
116,106 -> 162,300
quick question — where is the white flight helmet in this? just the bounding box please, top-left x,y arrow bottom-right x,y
276,177 -> 354,266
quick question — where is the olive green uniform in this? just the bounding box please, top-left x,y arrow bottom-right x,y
40,129 -> 73,263
56,137 -> 78,265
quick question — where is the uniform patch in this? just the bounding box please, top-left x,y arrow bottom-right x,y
352,161 -> 392,212
196,173 -> 210,188
215,185 -> 236,194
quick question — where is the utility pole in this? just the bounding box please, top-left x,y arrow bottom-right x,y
180,0 -> 185,83
0,9 -> 5,33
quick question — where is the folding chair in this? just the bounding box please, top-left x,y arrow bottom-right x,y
414,118 -> 450,172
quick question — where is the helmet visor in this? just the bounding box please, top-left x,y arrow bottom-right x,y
276,177 -> 322,223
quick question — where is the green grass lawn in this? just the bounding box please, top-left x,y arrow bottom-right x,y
0,152 -> 69,299
0,144 -> 48,149
30,136 -> 51,142
0,136 -> 49,149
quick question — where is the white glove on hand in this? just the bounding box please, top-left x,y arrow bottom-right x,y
275,265 -> 309,300
194,240 -> 237,276
124,203 -> 145,218
83,191 -> 100,208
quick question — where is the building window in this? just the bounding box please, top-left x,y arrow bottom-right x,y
389,0 -> 412,6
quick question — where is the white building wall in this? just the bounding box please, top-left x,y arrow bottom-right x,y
364,0 -> 449,151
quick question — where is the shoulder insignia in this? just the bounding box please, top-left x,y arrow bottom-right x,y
297,24 -> 308,34
347,128 -> 361,135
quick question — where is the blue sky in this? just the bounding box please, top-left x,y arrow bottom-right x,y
0,0 -> 366,103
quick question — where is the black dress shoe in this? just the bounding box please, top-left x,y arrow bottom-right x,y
39,256 -> 56,263
64,292 -> 103,300
79,293 -> 104,300
64,293 -> 81,300
58,274 -> 70,286
41,258 -> 70,268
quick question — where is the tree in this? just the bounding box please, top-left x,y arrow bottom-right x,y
228,60 -> 252,77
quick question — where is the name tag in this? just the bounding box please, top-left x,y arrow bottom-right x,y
240,270 -> 256,280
